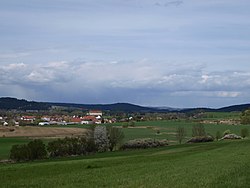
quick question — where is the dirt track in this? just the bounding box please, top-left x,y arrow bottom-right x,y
0,126 -> 88,138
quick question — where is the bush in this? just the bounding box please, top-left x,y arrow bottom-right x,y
10,139 -> 47,162
27,139 -> 47,160
47,136 -> 96,158
120,138 -> 168,150
187,136 -> 214,143
10,144 -> 31,162
221,134 -> 242,140
223,130 -> 231,136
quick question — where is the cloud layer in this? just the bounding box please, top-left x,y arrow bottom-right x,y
1,61 -> 250,107
0,0 -> 250,107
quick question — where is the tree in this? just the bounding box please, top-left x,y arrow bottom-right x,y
94,126 -> 109,152
241,109 -> 250,124
107,126 -> 124,151
215,131 -> 222,141
241,128 -> 249,138
192,124 -> 206,137
176,127 -> 186,144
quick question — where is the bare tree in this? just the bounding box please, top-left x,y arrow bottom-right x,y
176,127 -> 186,144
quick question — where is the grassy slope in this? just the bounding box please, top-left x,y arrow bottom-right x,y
1,116 -> 249,159
0,140 -> 250,187
0,138 -> 31,160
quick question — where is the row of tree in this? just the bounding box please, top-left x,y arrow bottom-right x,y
176,124 -> 249,144
10,126 -> 124,162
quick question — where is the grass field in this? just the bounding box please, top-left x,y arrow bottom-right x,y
1,117 -> 249,160
0,139 -> 250,187
0,137 -> 31,160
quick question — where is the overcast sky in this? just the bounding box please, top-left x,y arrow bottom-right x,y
1,0 -> 250,108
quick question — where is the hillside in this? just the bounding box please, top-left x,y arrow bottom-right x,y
0,97 -> 50,111
0,97 -> 249,112
0,140 -> 249,187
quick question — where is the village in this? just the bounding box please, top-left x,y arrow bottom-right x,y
0,110 -> 119,127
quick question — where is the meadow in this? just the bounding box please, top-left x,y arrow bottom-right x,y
0,140 -> 249,187
0,112 -> 249,160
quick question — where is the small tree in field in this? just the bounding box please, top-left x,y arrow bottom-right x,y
241,128 -> 249,138
176,127 -> 186,144
94,126 -> 109,152
192,124 -> 206,137
215,131 -> 222,141
107,126 -> 124,151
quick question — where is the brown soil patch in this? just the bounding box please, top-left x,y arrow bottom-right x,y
0,126 -> 87,138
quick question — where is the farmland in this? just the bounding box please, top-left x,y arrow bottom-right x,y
0,111 -> 250,187
0,112 -> 249,160
0,140 -> 250,187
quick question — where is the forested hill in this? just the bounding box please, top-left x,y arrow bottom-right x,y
0,97 -> 50,111
0,97 -> 249,112
0,97 -> 161,112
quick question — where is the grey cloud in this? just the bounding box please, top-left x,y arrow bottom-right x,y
0,59 -> 250,106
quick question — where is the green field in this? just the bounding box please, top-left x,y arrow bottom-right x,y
0,139 -> 250,187
1,117 -> 250,160
0,138 -> 31,160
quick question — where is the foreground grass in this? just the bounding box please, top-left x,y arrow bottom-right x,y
0,140 -> 250,187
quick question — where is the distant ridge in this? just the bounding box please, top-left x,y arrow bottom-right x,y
0,97 -> 249,112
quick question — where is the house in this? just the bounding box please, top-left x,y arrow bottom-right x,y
69,117 -> 82,124
88,110 -> 102,117
41,116 -> 51,122
81,116 -> 97,125
38,122 -> 50,126
21,116 -> 36,122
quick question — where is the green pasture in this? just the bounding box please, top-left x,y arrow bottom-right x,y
0,138 -> 31,160
1,117 -> 250,160
0,140 -> 250,187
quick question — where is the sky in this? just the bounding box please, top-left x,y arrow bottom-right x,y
0,0 -> 250,108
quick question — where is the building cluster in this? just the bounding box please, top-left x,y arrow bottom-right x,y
1,110 -> 117,126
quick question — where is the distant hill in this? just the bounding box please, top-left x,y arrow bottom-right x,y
0,97 -> 163,112
0,97 -> 249,113
216,104 -> 250,112
49,102 -> 159,112
0,97 -> 50,111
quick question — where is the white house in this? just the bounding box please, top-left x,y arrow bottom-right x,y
38,122 -> 50,126
88,110 -> 102,116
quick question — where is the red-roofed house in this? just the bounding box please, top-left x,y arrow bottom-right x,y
81,116 -> 97,125
88,110 -> 102,116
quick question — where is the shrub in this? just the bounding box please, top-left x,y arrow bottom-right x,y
10,139 -> 47,161
240,128 -> 249,138
221,134 -> 242,140
47,136 -> 96,158
187,136 -> 214,143
27,139 -> 47,160
10,144 -> 31,162
223,130 -> 231,136
120,138 -> 168,150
